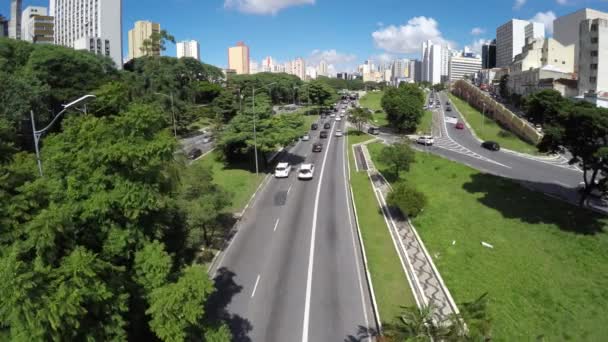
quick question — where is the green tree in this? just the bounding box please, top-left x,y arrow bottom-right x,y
377,142 -> 415,178
300,80 -> 337,109
348,107 -> 373,131
523,89 -> 566,125
387,181 -> 427,218
141,30 -> 176,56
381,85 -> 425,132
499,74 -> 509,99
539,102 -> 608,206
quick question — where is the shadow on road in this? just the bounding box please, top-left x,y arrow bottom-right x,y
206,267 -> 253,342
462,173 -> 607,235
344,325 -> 380,342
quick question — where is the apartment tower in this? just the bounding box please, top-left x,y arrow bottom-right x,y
176,40 -> 200,60
128,21 -> 161,60
228,42 -> 250,75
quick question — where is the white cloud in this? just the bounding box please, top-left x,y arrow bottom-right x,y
306,49 -> 357,73
467,38 -> 491,55
530,11 -> 557,35
372,16 -> 452,54
471,27 -> 485,35
224,0 -> 314,15
556,0 -> 568,4
377,21 -> 384,27
514,0 -> 526,9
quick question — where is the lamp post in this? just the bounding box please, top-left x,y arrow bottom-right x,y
30,94 -> 96,176
155,92 -> 177,137
252,82 -> 277,176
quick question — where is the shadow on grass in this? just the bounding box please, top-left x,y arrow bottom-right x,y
462,173 -> 606,235
206,267 -> 253,342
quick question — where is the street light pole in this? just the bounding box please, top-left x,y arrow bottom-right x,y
29,94 -> 96,176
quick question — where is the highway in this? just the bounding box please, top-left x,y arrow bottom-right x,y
210,104 -> 374,342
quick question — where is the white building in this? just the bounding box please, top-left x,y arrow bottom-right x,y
21,6 -> 46,42
578,18 -> 608,98
554,8 -> 608,74
50,0 -> 123,69
261,56 -> 274,72
496,19 -> 544,67
317,60 -> 328,77
421,40 -> 445,84
449,55 -> 482,82
176,40 -> 200,60
306,66 -> 317,79
292,57 -> 306,80
249,60 -> 259,74
9,0 -> 22,39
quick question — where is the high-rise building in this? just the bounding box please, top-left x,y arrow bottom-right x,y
413,60 -> 423,82
449,55 -> 482,82
51,0 -> 123,69
496,19 -> 544,67
262,56 -> 274,72
292,57 -> 306,80
250,60 -> 259,74
128,21 -> 161,60
421,40 -> 444,84
21,6 -> 53,44
284,61 -> 292,75
9,0 -> 22,39
0,15 -> 8,37
482,39 -> 497,69
318,60 -> 328,77
554,8 -> 608,74
176,40 -> 200,60
578,18 -> 608,97
228,41 -> 250,75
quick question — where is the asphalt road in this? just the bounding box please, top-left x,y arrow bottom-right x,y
211,105 -> 374,342
428,91 -> 588,204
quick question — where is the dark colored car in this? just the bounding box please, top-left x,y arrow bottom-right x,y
368,127 -> 380,135
446,101 -> 450,105
446,106 -> 452,112
324,123 -> 331,129
311,123 -> 318,130
481,141 -> 500,151
188,148 -> 202,160
312,143 -> 323,152
320,131 -> 328,139
455,122 -> 465,130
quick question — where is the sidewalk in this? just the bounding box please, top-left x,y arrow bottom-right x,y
354,141 -> 460,322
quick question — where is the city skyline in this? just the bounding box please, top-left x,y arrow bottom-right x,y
2,0 -> 608,72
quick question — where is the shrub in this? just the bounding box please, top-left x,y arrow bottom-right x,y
387,182 -> 427,218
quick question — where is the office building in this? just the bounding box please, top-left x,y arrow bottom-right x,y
578,18 -> 608,98
250,60 -> 259,74
449,55 -> 482,82
21,6 -> 53,44
496,19 -> 544,67
9,0 -> 21,39
128,21 -> 161,60
1,15 -> 10,37
318,60 -> 328,77
337,72 -> 348,80
292,57 -> 306,80
554,8 -> 608,74
391,59 -> 408,81
482,39 -> 497,69
176,40 -> 200,60
51,0 -> 123,69
228,41 -> 250,75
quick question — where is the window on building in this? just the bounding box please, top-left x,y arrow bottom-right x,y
591,63 -> 598,70
591,50 -> 599,57
590,76 -> 597,84
591,37 -> 599,44
591,24 -> 598,31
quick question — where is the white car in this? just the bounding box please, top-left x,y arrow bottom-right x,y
335,129 -> 344,137
335,117 -> 342,121
298,163 -> 315,180
274,162 -> 291,178
330,113 -> 336,118
302,134 -> 310,141
416,135 -> 434,146
340,112 -> 346,117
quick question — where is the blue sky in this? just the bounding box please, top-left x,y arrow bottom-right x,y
3,0 -> 608,72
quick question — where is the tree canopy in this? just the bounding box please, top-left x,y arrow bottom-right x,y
381,84 -> 425,132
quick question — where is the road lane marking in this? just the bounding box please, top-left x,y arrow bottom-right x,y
341,131 -> 370,330
273,219 -> 280,232
287,185 -> 293,195
302,121 -> 337,342
251,274 -> 261,298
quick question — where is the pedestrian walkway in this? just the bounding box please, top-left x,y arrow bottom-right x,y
356,142 -> 460,322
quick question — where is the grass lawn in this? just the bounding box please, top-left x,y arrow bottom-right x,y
417,110 -> 433,135
448,94 -> 540,155
360,91 -> 388,127
368,142 -> 608,340
346,131 -> 417,327
196,151 -> 265,213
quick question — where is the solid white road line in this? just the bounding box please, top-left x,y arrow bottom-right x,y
251,274 -> 261,298
301,121 -> 337,342
287,185 -> 293,195
341,131 -> 370,330
273,219 -> 280,232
